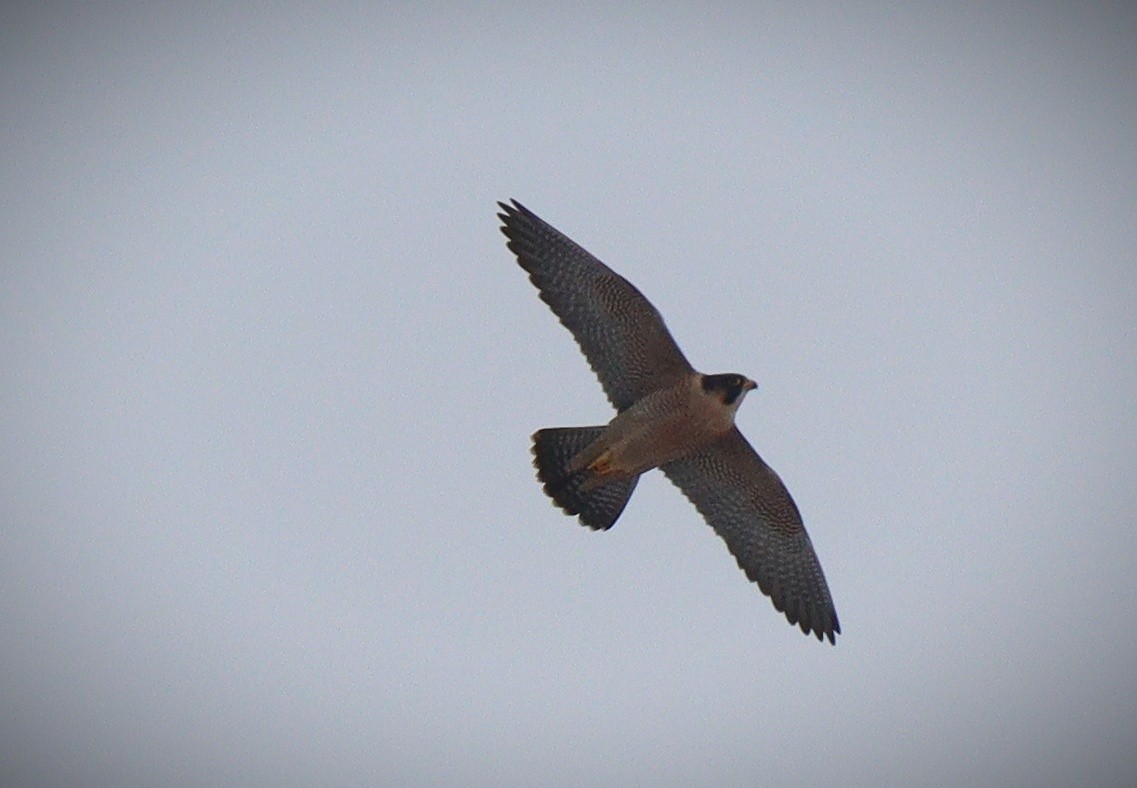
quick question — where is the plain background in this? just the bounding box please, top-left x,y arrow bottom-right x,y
3,3 -> 1136,785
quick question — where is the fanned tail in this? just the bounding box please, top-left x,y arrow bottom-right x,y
531,427 -> 639,530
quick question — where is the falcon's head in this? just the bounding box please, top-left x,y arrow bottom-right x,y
701,373 -> 757,409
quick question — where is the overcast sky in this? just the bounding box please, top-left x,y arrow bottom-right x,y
3,3 -> 1136,785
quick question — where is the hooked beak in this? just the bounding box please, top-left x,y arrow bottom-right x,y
744,378 -> 758,391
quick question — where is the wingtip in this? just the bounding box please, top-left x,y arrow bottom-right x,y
497,198 -> 525,214
816,614 -> 840,645
498,199 -> 530,237
496,201 -> 513,227
802,624 -> 837,645
784,598 -> 839,645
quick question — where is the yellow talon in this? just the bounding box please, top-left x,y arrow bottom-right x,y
589,452 -> 613,475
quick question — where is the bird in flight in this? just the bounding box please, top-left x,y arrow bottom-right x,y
498,199 -> 840,644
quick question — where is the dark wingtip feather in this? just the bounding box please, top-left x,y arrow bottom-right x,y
807,608 -> 840,645
497,198 -> 530,224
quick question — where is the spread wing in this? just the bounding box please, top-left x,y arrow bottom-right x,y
662,428 -> 840,643
498,199 -> 694,412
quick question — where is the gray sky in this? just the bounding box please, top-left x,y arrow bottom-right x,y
3,3 -> 1136,785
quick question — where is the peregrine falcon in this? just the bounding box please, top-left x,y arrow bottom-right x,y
499,199 -> 840,644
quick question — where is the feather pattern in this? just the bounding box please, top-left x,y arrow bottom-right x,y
663,428 -> 840,643
499,200 -> 693,412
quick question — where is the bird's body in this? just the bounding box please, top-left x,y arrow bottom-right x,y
565,373 -> 750,489
499,199 -> 840,644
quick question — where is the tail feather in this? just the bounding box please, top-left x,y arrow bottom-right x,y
531,427 -> 639,530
